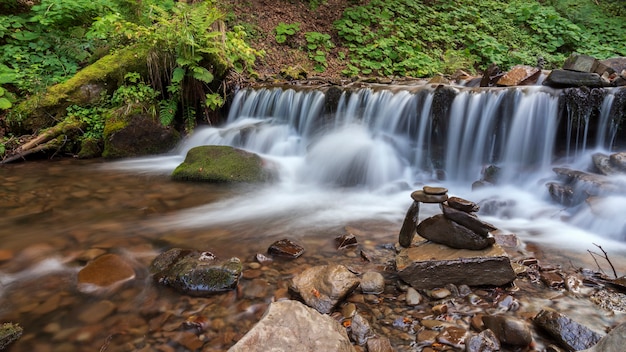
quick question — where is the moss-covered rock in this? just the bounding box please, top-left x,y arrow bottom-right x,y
8,45 -> 149,134
0,322 -> 23,350
77,138 -> 103,159
172,145 -> 273,183
102,113 -> 180,158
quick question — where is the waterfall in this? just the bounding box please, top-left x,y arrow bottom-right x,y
109,84 -> 626,246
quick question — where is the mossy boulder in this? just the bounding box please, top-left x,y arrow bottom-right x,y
0,322 -> 23,350
172,145 -> 272,183
8,45 -> 149,134
102,113 -> 180,158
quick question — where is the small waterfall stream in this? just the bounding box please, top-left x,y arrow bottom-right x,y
111,84 -> 626,246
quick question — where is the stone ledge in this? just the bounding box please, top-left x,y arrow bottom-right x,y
396,242 -> 515,289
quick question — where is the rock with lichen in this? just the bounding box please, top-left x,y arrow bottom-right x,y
0,322 -> 23,350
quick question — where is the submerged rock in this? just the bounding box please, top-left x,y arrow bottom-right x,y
290,264 -> 360,314
172,145 -> 273,183
533,308 -> 602,351
77,253 -> 136,293
150,248 -> 242,296
228,300 -> 356,352
396,242 -> 515,289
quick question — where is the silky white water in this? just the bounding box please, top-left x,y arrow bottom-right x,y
108,85 -> 626,254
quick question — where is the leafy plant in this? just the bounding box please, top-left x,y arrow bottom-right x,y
274,22 -> 300,44
304,32 -> 334,72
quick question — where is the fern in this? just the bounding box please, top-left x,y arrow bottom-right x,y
159,99 -> 178,126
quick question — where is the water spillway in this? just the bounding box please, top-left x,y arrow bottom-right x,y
112,83 -> 626,245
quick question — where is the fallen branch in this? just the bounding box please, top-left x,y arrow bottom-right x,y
588,243 -> 618,279
1,136 -> 67,164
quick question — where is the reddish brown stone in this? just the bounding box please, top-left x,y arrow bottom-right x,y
77,253 -> 135,292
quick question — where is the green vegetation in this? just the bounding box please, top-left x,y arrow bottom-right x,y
275,22 -> 301,44
333,0 -> 626,77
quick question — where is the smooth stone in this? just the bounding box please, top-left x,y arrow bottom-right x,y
447,196 -> 479,213
543,69 -> 606,88
579,322 -> 626,352
290,264 -> 360,314
366,336 -> 394,352
228,300 -> 355,352
417,214 -> 495,250
411,190 -> 448,203
609,152 -> 626,171
592,152 -> 621,175
360,271 -> 385,294
428,288 -> 451,299
441,204 -> 497,236
77,253 -> 136,293
482,315 -> 532,346
405,287 -> 422,305
563,54 -> 599,73
268,239 -> 304,258
396,242 -> 515,289
423,186 -> 448,195
533,308 -> 602,351
77,300 -> 116,324
398,201 -> 420,248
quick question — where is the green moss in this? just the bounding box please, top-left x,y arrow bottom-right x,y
172,145 -> 272,183
102,113 -> 180,159
1,323 -> 23,350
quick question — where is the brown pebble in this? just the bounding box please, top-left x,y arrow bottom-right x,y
242,269 -> 262,279
78,300 -> 117,324
432,304 -> 448,315
0,249 -> 14,262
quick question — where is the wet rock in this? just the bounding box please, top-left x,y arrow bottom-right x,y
350,312 -> 373,345
553,167 -> 619,195
411,190 -> 448,203
540,271 -> 564,288
480,63 -> 504,87
228,300 -> 356,352
579,322 -> 626,352
336,233 -> 358,249
172,145 -> 273,183
360,271 -> 385,294
482,315 -> 532,346
543,69 -> 606,88
533,308 -> 602,351
366,336 -> 394,352
417,214 -> 495,250
255,253 -> 273,264
103,113 -> 180,158
547,182 -> 577,207
77,300 -> 116,324
77,253 -> 136,293
398,201 -> 420,247
465,329 -> 500,352
290,264 -> 360,314
267,239 -> 304,258
0,322 -> 23,350
497,65 -> 541,86
150,248 -> 242,296
592,153 -> 621,175
563,54 -> 600,73
441,204 -> 497,236
396,242 -> 515,289
0,249 -> 14,262
437,326 -> 467,349
423,186 -> 448,195
609,152 -> 626,171
447,197 -> 479,213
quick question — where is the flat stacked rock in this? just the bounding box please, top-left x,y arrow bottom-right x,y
396,188 -> 516,289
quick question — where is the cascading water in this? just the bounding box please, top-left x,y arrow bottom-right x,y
110,84 -> 626,247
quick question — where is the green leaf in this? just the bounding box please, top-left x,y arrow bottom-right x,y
172,67 -> 186,83
0,97 -> 12,110
11,31 -> 40,41
192,66 -> 214,83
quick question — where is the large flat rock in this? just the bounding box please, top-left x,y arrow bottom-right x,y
396,242 -> 515,289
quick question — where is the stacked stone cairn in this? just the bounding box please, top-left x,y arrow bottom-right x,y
396,186 -> 516,289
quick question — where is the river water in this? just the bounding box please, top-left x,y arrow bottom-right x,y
1,84 -> 626,351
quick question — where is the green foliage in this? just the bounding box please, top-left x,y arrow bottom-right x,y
111,72 -> 159,114
66,104 -> 107,140
334,0 -> 626,77
304,32 -> 334,72
274,22 -> 300,44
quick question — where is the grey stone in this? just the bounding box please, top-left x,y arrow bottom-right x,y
563,54 -> 599,73
350,312 -> 373,345
290,264 -> 360,314
441,204 -> 497,236
405,287 -> 422,305
366,336 -> 394,352
417,214 -> 495,250
398,201 -> 419,247
228,300 -> 356,352
610,152 -> 626,171
396,242 -> 515,289
465,329 -> 500,352
543,69 -> 606,88
592,153 -> 622,175
579,322 -> 626,352
360,271 -> 385,294
533,308 -> 602,351
482,315 -> 532,346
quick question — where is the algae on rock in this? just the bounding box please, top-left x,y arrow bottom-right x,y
172,145 -> 273,183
